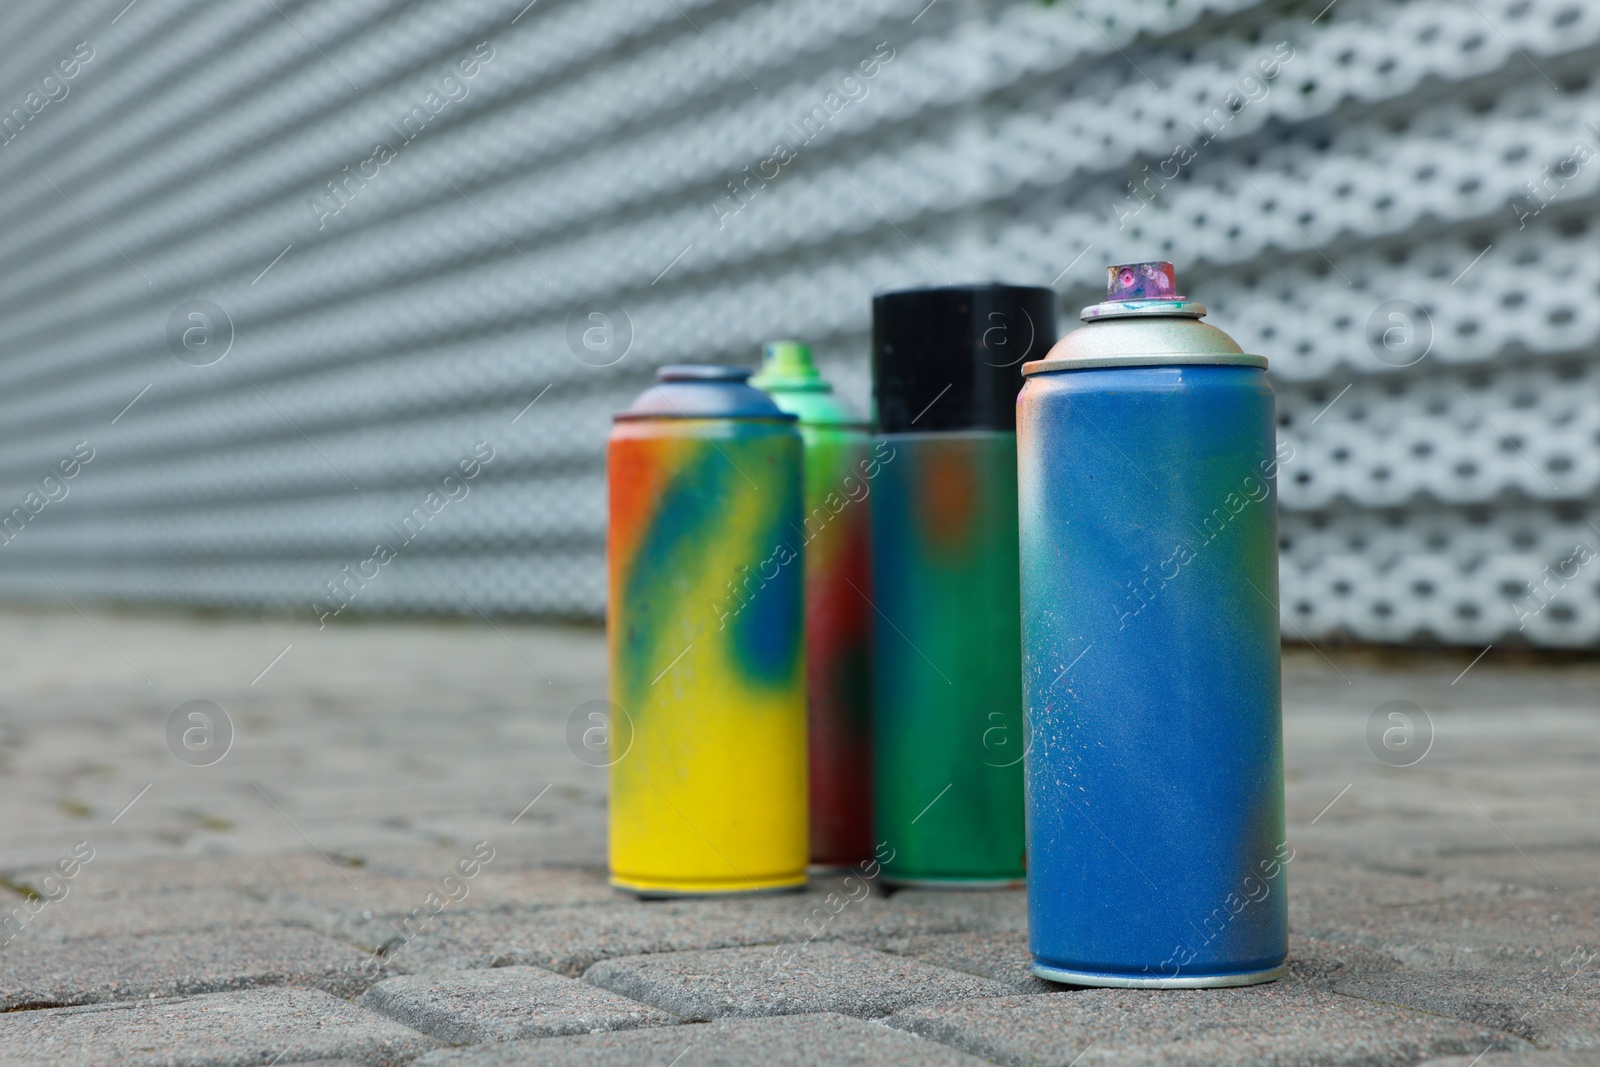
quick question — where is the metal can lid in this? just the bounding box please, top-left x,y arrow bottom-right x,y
1023,262 -> 1265,375
872,283 -> 1057,433
615,364 -> 798,421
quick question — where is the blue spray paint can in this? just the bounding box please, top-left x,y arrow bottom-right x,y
1017,262 -> 1289,987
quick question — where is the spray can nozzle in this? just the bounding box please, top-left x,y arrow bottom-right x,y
1079,261 -> 1206,324
1106,261 -> 1183,302
1024,261 -> 1262,372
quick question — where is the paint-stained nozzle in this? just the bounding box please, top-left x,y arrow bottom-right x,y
1080,261 -> 1206,324
1106,261 -> 1182,301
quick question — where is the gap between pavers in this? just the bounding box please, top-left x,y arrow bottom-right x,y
0,987 -> 440,1067
410,1012 -> 992,1066
884,986 -> 1529,1067
357,965 -> 678,1043
581,941 -> 1012,1021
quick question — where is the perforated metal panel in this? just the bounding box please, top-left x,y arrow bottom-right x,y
0,0 -> 1595,643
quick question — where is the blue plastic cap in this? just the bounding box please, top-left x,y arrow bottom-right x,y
615,364 -> 798,421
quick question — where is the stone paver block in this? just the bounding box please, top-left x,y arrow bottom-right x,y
1409,848 -> 1600,900
886,987 -> 1524,1066
1,887 -> 285,943
872,930 -> 1059,993
583,941 -> 1010,1020
1286,853 -> 1461,910
390,901 -> 800,977
0,925 -> 374,1009
1300,891 -> 1600,970
21,854 -> 369,897
0,987 -> 439,1067
391,884 -> 972,977
411,1012 -> 992,1066
1338,969 -> 1600,1049
264,866 -> 619,944
357,965 -> 676,1043
885,887 -> 1028,934
1283,935 -> 1405,988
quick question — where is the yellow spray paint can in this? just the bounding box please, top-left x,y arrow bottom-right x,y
607,365 -> 808,895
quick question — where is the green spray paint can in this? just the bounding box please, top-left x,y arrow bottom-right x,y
869,284 -> 1057,885
752,342 -> 875,868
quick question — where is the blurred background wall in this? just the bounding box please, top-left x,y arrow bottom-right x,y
0,0 -> 1595,645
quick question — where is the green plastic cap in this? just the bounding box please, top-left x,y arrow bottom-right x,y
751,341 -> 829,392
750,341 -> 863,427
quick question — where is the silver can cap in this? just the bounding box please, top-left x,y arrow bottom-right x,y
1022,261 -> 1265,375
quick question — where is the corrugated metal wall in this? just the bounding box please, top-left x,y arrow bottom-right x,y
1,0 -> 1597,644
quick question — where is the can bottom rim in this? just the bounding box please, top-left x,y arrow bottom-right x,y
609,873 -> 807,898
1031,961 -> 1288,988
881,876 -> 1026,890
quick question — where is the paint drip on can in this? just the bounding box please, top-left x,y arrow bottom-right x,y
752,342 -> 876,868
869,284 -> 1057,886
1017,262 -> 1289,986
607,365 -> 808,896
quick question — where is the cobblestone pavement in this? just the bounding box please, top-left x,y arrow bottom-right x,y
1,607 -> 1597,1065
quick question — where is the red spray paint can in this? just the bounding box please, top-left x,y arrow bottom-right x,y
753,341 -> 876,867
